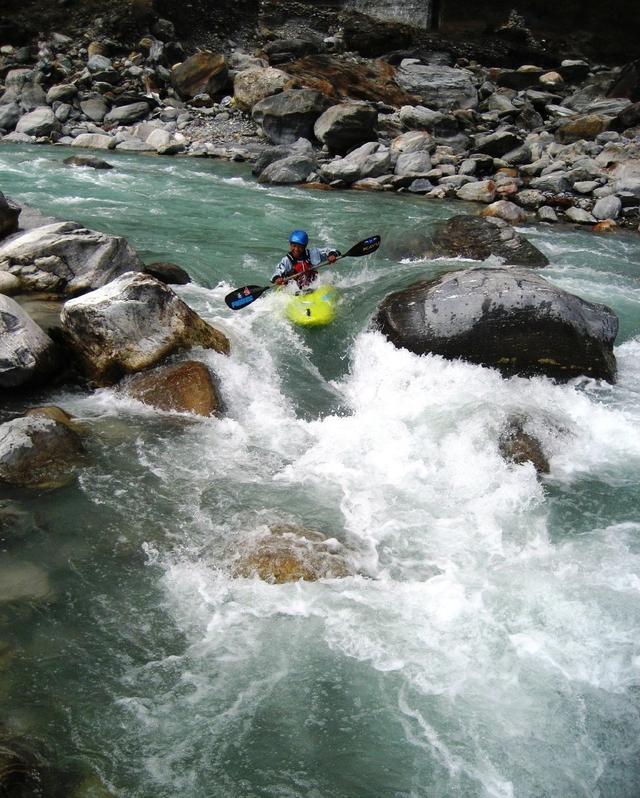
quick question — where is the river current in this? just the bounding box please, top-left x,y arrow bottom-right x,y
1,143 -> 640,797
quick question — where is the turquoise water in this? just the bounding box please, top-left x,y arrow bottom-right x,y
1,143 -> 640,797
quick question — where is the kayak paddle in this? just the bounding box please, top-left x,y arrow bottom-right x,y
224,234 -> 381,310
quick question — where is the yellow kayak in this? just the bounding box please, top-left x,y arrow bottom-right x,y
285,285 -> 339,327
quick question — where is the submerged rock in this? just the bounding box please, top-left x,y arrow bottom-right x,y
60,272 -> 229,385
233,523 -> 351,583
0,413 -> 85,488
373,267 -> 618,382
499,418 -> 550,474
121,360 -> 222,416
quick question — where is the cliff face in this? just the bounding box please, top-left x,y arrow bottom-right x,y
0,0 -> 637,64
435,0 -> 639,64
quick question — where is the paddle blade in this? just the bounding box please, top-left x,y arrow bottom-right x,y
344,235 -> 381,258
224,284 -> 270,310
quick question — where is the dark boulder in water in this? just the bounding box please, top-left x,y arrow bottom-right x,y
429,214 -> 549,268
373,267 -> 618,382
499,417 -> 550,474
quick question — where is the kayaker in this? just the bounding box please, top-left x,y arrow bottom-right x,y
271,230 -> 340,289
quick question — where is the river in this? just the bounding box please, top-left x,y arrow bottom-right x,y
1,143 -> 640,797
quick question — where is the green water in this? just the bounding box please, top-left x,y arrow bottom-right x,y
1,143 -> 640,798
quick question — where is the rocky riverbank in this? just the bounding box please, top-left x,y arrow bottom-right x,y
0,6 -> 639,234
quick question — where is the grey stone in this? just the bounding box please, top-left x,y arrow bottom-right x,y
395,63 -> 478,110
592,195 -> 622,220
373,267 -> 618,382
0,295 -> 58,388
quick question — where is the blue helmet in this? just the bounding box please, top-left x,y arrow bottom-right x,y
289,229 -> 308,246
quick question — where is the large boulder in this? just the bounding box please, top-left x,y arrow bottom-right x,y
257,153 -> 316,185
121,360 -> 222,416
373,268 -> 618,382
252,89 -> 331,144
233,66 -> 290,111
428,215 -> 549,268
60,272 -> 230,385
170,52 -> 229,100
0,295 -> 59,389
0,413 -> 85,488
15,107 -> 60,138
313,102 -> 378,154
0,221 -> 142,295
394,62 -> 478,110
280,54 -> 417,107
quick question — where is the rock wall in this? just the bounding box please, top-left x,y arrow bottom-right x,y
436,0 -> 639,63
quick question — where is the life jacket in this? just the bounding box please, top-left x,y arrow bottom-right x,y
287,250 -> 316,287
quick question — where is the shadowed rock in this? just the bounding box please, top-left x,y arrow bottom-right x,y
0,295 -> 59,390
373,267 -> 618,382
0,412 -> 85,488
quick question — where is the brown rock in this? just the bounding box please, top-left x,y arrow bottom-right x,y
499,419 -> 549,474
280,54 -> 417,106
593,219 -> 618,233
25,406 -> 76,428
558,114 -> 610,143
122,360 -> 221,416
233,523 -> 350,583
171,52 -> 229,100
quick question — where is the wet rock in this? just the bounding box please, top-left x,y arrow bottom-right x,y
232,523 -> 350,583
121,360 -> 221,416
63,155 -> 113,169
252,89 -> 331,145
373,267 -> 618,382
0,295 -> 59,390
143,262 -> 190,285
313,102 -> 378,155
428,214 -> 549,267
0,413 -> 85,488
60,272 -> 229,386
499,418 -> 549,474
0,221 -> 142,295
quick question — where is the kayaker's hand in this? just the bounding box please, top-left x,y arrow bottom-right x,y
274,277 -> 286,285
328,254 -> 337,264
